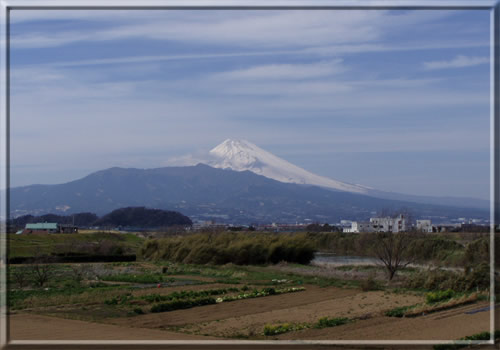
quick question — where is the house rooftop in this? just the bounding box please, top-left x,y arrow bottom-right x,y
25,223 -> 58,230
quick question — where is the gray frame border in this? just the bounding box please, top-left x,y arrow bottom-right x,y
0,0 -> 498,349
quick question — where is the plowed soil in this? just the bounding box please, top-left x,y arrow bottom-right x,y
9,314 -> 216,340
9,283 -> 494,342
277,301 -> 492,340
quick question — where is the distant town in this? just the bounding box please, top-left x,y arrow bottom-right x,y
11,207 -> 490,236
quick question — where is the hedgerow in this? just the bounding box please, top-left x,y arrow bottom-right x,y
150,297 -> 216,313
139,232 -> 315,265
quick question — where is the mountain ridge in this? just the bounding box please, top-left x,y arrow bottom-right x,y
200,139 -> 488,210
206,139 -> 371,194
9,163 -> 488,224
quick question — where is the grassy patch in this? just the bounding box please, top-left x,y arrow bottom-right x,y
160,262 -> 357,289
426,289 -> 454,304
150,297 -> 216,313
8,232 -> 144,258
263,316 -> 351,336
140,232 -> 316,265
385,293 -> 483,318
263,323 -> 308,336
100,273 -> 175,284
404,293 -> 482,317
215,287 -> 304,303
314,316 -> 349,329
433,330 -> 500,350
141,288 -> 239,303
385,305 -> 417,317
9,283 -> 129,310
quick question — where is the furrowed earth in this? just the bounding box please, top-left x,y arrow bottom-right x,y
8,261 -> 494,343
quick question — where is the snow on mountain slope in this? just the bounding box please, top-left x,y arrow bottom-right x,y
207,139 -> 370,194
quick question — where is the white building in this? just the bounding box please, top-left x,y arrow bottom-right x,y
343,221 -> 374,233
343,215 -> 407,233
416,219 -> 432,233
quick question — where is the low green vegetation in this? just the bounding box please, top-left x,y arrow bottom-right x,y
161,262 -> 360,288
140,232 -> 316,265
8,232 -> 144,259
140,288 -> 239,303
215,287 -> 305,303
100,273 -> 175,284
148,286 -> 305,314
150,297 -> 216,313
385,305 -> 417,317
426,289 -> 455,304
385,291 -> 484,318
308,232 -> 493,268
263,316 -> 350,336
315,316 -> 350,329
404,264 -> 489,292
263,323 -> 308,336
433,331 -> 500,350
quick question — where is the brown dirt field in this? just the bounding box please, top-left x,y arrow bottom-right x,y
107,285 -> 359,330
277,301 -> 492,340
8,313 -> 217,340
106,285 -> 424,339
175,289 -> 424,338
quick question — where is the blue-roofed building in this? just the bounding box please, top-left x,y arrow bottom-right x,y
22,222 -> 78,234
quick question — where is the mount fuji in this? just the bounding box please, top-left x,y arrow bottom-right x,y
190,139 -> 487,210
206,139 -> 370,194
8,139 -> 488,222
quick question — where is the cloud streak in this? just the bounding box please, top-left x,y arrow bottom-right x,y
423,55 -> 489,70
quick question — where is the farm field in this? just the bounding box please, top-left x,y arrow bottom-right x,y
7,260 -> 495,343
9,301 -> 492,341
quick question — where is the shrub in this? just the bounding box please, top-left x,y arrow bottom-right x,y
150,297 -> 216,313
426,289 -> 455,304
263,323 -> 307,336
433,331 -> 500,350
101,273 -> 171,284
315,317 -> 349,329
385,305 -> 416,317
360,277 -> 380,291
133,307 -> 144,315
404,267 -> 489,293
140,232 -> 316,265
262,287 -> 276,295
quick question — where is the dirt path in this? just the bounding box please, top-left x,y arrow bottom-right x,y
277,301 -> 492,340
9,313 -> 217,340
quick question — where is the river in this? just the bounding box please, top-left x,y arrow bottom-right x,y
311,252 -> 463,271
311,252 -> 379,267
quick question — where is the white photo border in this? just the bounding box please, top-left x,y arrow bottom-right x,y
0,1 -> 497,349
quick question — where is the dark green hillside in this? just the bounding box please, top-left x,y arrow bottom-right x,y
11,212 -> 98,228
9,164 -> 489,224
94,207 -> 192,228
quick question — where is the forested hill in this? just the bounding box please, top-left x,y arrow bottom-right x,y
10,207 -> 192,228
93,207 -> 192,227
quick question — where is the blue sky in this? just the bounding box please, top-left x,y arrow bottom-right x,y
9,9 -> 491,200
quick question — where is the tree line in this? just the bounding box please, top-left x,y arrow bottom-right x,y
9,206 -> 192,230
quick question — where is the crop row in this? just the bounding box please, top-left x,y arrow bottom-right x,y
149,287 -> 306,314
215,287 -> 305,303
263,316 -> 350,336
385,292 -> 483,318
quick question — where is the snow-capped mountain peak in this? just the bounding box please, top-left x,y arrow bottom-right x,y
207,139 -> 369,194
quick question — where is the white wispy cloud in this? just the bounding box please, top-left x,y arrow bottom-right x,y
11,9 -> 463,51
211,60 -> 346,81
11,10 -> 385,49
423,55 -> 489,70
